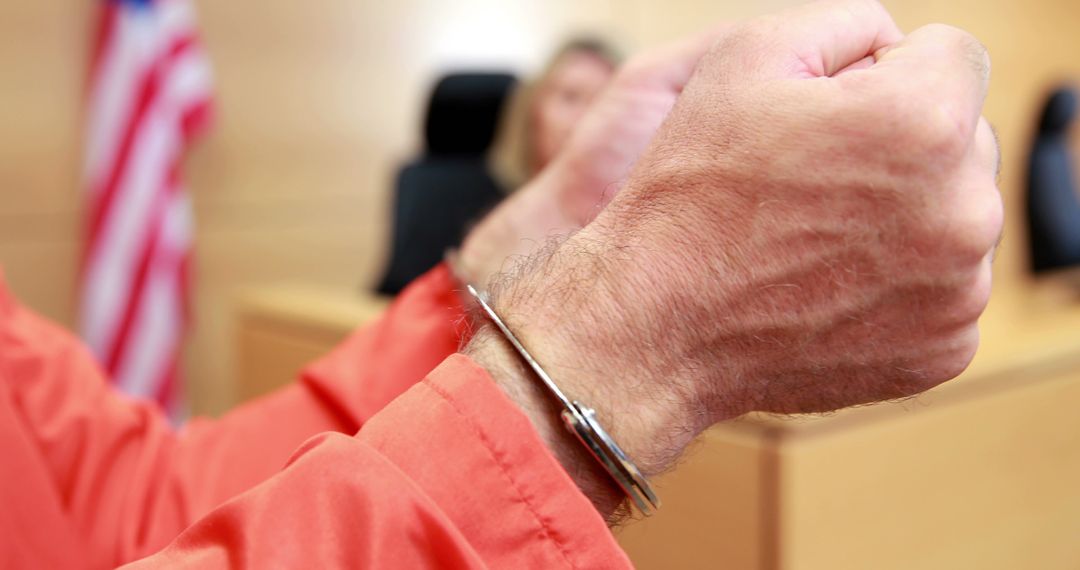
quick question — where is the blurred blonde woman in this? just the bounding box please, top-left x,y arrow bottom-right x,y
491,37 -> 621,190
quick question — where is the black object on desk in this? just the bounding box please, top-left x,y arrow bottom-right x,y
1027,86 -> 1080,273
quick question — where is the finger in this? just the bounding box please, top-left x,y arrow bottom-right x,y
946,254 -> 994,331
952,177 -> 1005,264
722,0 -> 903,78
834,54 -> 877,76
959,117 -> 1004,257
948,117 -> 1001,214
620,23 -> 733,91
870,24 -> 991,140
974,118 -> 1003,180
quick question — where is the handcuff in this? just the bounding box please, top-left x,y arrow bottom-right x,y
464,282 -> 661,515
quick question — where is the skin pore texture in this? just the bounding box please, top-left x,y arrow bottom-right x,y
462,0 -> 1002,521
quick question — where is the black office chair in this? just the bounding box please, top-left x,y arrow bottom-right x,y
376,72 -> 517,295
1027,86 -> 1080,273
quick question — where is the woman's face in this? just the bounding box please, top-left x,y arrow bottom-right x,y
531,51 -> 614,172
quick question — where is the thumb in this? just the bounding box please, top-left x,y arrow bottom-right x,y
617,24 -> 733,91
711,0 -> 903,79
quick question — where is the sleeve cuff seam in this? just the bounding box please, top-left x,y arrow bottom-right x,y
419,376 -> 583,570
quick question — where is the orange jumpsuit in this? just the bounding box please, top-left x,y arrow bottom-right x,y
0,266 -> 630,569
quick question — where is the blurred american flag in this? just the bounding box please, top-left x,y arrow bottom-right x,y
80,0 -> 213,417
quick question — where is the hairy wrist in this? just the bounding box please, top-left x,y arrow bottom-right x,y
465,230 -> 745,520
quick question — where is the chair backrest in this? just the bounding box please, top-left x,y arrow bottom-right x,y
1027,86 -> 1080,273
377,72 -> 517,294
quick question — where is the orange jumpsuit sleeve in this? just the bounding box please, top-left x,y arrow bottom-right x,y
122,355 -> 633,569
0,265 -> 466,568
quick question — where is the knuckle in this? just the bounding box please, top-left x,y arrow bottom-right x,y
888,27 -> 989,161
968,262 -> 994,316
883,88 -> 970,163
982,188 -> 1005,247
920,23 -> 992,88
975,117 -> 1001,175
949,327 -> 981,377
918,22 -> 964,39
918,22 -> 977,49
949,263 -> 993,325
947,186 -> 1004,262
920,99 -> 973,160
928,326 -> 981,383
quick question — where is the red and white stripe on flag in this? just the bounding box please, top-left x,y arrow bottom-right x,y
80,0 -> 212,417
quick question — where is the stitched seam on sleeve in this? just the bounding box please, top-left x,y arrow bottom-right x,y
420,377 -> 580,570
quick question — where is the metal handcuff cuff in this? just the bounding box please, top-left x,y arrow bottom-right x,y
463,282 -> 661,515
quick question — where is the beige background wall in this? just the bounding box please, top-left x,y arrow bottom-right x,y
1,0 -> 1078,416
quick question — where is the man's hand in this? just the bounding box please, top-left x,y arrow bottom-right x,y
469,0 -> 1003,519
457,30 -> 723,288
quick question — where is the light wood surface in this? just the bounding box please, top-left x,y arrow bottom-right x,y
234,286 -> 387,402
776,362 -> 1080,570
614,424 -> 777,569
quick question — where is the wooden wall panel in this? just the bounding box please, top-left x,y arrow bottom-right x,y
0,1 -> 88,325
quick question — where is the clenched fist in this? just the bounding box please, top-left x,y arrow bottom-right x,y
467,0 -> 1003,517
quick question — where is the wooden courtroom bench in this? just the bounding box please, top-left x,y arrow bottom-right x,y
232,282 -> 1080,569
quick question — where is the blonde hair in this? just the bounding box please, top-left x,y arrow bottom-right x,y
490,37 -> 622,191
